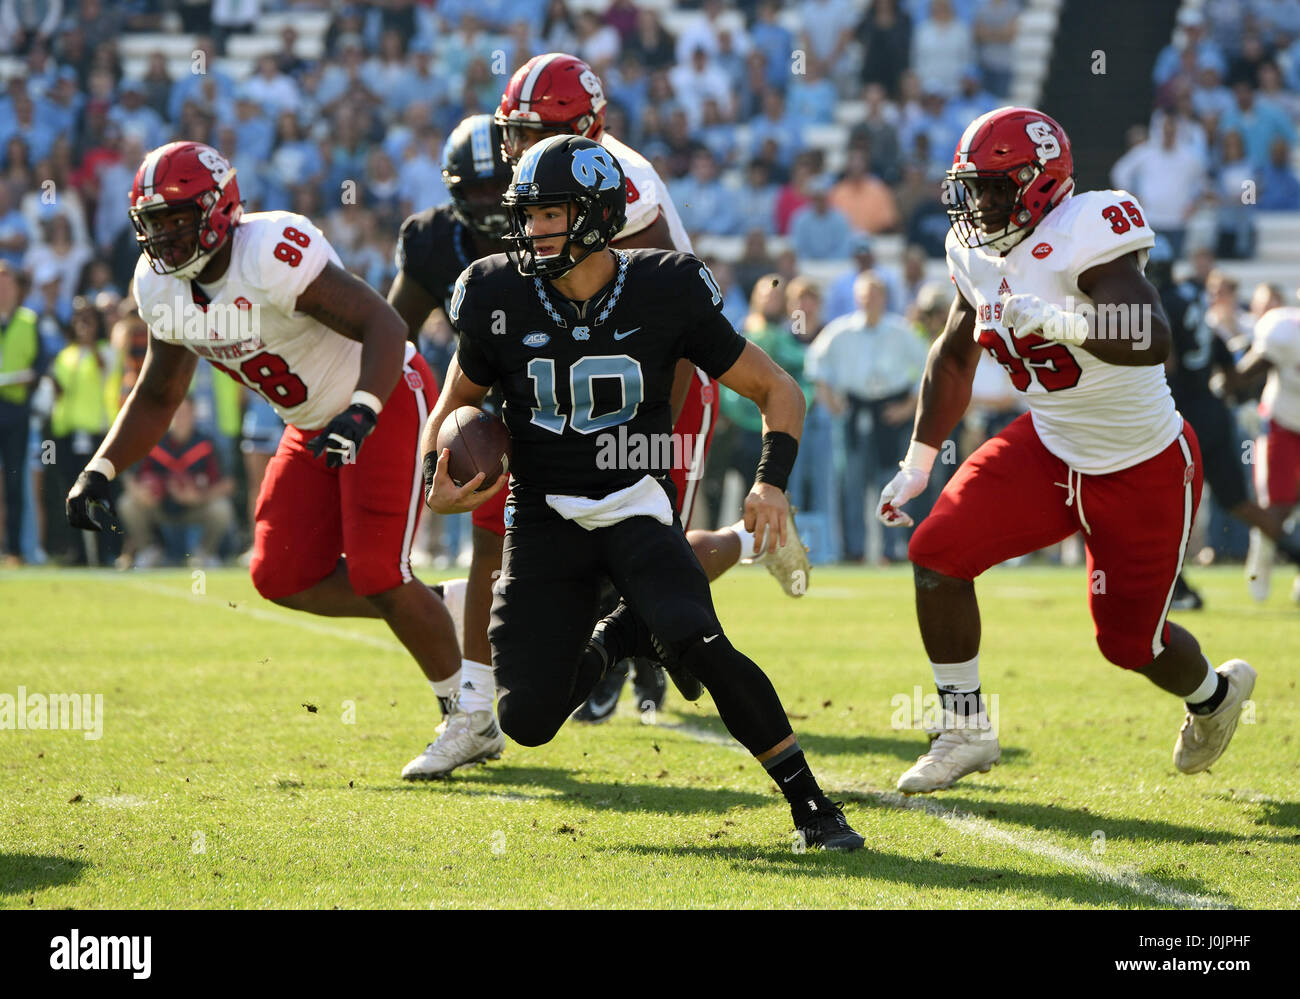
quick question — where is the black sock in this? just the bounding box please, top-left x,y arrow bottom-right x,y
1188,674 -> 1229,715
429,582 -> 445,600
763,745 -> 825,818
938,685 -> 985,719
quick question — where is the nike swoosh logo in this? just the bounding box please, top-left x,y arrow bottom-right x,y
782,768 -> 806,783
703,634 -> 719,643
613,327 -> 641,340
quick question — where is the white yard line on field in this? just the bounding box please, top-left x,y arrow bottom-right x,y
663,721 -> 1231,910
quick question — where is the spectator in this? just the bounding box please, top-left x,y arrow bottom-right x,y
1257,59 -> 1300,120
0,0 -> 63,56
1154,8 -> 1228,88
669,47 -> 734,128
211,0 -> 261,54
856,0 -> 913,98
947,69 -> 1000,131
0,261 -> 44,565
1111,115 -> 1208,257
749,90 -> 804,173
734,228 -> 777,298
830,146 -> 901,235
140,53 -> 173,119
541,0 -> 579,53
675,0 -> 727,64
849,85 -> 904,183
799,0 -> 858,68
670,149 -> 742,236
167,38 -> 236,123
576,9 -> 621,68
1,88 -> 57,164
108,79 -> 166,150
750,1 -> 794,91
23,217 -> 91,317
276,25 -> 308,78
0,178 -> 29,266
735,161 -> 780,237
626,8 -> 676,72
242,54 -> 301,118
806,272 -> 928,562
790,175 -> 854,260
89,133 -> 141,254
1220,80 -> 1297,169
787,57 -> 839,126
973,0 -> 1019,96
118,396 -> 235,568
824,234 -> 907,320
1226,27 -> 1272,88
1257,136 -> 1300,210
910,0 -> 974,99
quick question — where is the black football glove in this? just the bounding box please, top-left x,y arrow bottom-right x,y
66,470 -> 121,533
306,403 -> 378,468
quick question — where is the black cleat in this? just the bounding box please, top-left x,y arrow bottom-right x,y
630,657 -> 668,712
796,798 -> 864,852
573,659 -> 629,723
1171,573 -> 1204,611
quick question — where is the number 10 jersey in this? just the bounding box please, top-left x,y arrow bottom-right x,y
946,189 -> 1180,475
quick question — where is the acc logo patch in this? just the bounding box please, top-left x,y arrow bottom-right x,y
523,331 -> 550,347
1032,242 -> 1053,259
404,370 -> 424,391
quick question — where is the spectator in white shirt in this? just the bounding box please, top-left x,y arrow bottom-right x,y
910,0 -> 974,99
1111,114 -> 1207,257
669,47 -> 734,129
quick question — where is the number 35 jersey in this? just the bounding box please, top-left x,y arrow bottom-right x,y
450,249 -> 745,498
946,189 -> 1180,475
133,211 -> 361,431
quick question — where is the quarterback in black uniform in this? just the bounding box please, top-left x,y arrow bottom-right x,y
423,135 -> 862,850
1150,238 -> 1300,608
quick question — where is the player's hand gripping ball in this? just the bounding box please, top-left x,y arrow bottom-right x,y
422,406 -> 510,514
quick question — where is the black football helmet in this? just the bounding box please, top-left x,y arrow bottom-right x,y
502,134 -> 627,279
442,114 -> 513,239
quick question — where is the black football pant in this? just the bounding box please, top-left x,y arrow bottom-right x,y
490,490 -> 795,753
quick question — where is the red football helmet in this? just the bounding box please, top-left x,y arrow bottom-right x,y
495,53 -> 607,162
129,141 -> 243,279
946,106 -> 1074,254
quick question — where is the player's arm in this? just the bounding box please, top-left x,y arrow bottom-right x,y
1075,251 -> 1171,365
420,356 -> 505,514
66,334 -> 198,531
877,290 -> 982,527
387,268 -> 440,342
296,262 -> 406,403
612,213 -> 698,421
717,340 -> 806,555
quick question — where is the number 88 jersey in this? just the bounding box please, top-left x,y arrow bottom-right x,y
946,188 -> 1181,475
133,210 -> 362,431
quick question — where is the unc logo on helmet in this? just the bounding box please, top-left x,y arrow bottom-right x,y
571,147 -> 620,191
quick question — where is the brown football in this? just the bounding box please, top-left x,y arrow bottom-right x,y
434,406 -> 511,491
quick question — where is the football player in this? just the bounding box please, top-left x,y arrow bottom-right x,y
1149,240 -> 1300,609
876,108 -> 1254,792
423,135 -> 862,850
64,141 -> 490,776
429,55 -> 812,729
1236,292 -> 1300,602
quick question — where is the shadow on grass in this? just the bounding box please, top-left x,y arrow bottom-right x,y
361,765 -> 771,815
0,853 -> 87,895
902,793 -> 1300,846
601,844 -> 1225,907
1259,799 -> 1300,830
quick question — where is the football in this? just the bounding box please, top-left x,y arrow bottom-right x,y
435,406 -> 511,490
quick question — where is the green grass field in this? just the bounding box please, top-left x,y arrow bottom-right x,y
2,563 -> 1297,909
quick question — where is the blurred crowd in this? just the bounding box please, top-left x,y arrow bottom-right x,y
1,0 -> 1298,570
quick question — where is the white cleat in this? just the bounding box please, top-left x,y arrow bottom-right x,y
746,507 -> 812,597
897,724 -> 1001,794
1173,659 -> 1256,774
1245,529 -> 1274,602
401,709 -> 505,780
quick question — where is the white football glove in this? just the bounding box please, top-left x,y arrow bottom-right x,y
1002,293 -> 1089,345
877,440 -> 939,528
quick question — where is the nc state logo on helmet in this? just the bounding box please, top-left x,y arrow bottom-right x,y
945,106 -> 1074,254
502,134 -> 627,280
130,141 -> 243,280
495,53 -> 607,162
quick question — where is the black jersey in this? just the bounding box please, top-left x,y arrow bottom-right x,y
395,205 -> 478,312
450,248 -> 745,498
1164,280 -> 1234,404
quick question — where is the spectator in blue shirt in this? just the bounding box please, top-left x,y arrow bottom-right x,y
790,176 -> 854,260
0,90 -> 56,165
1153,9 -> 1227,88
1258,136 -> 1300,210
0,178 -> 28,267
108,81 -> 166,150
788,57 -> 839,125
670,148 -> 743,237
1220,80 -> 1298,168
168,38 -> 236,122
750,90 -> 804,171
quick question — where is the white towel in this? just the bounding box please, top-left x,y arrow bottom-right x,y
546,475 -> 673,531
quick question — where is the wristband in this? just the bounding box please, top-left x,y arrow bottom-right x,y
85,456 -> 117,481
755,431 -> 799,492
351,390 -> 383,416
900,440 -> 938,475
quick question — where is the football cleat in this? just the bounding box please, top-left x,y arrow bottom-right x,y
795,798 -> 864,852
631,658 -> 668,713
1170,573 -> 1204,611
747,507 -> 812,597
573,659 -> 629,723
897,722 -> 1001,793
401,709 -> 504,780
1245,529 -> 1274,602
1173,659 -> 1256,774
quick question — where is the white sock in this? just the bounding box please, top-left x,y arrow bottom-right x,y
932,655 -> 985,721
1186,656 -> 1219,705
728,519 -> 760,562
458,658 -> 495,714
431,670 -> 462,716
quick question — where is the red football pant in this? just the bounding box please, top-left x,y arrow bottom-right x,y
909,412 -> 1203,669
1256,419 -> 1300,507
471,369 -> 720,537
250,354 -> 439,599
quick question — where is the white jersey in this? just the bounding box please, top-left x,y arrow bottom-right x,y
1250,307 -> 1300,433
946,189 -> 1179,474
133,211 -> 361,431
603,133 -> 693,254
